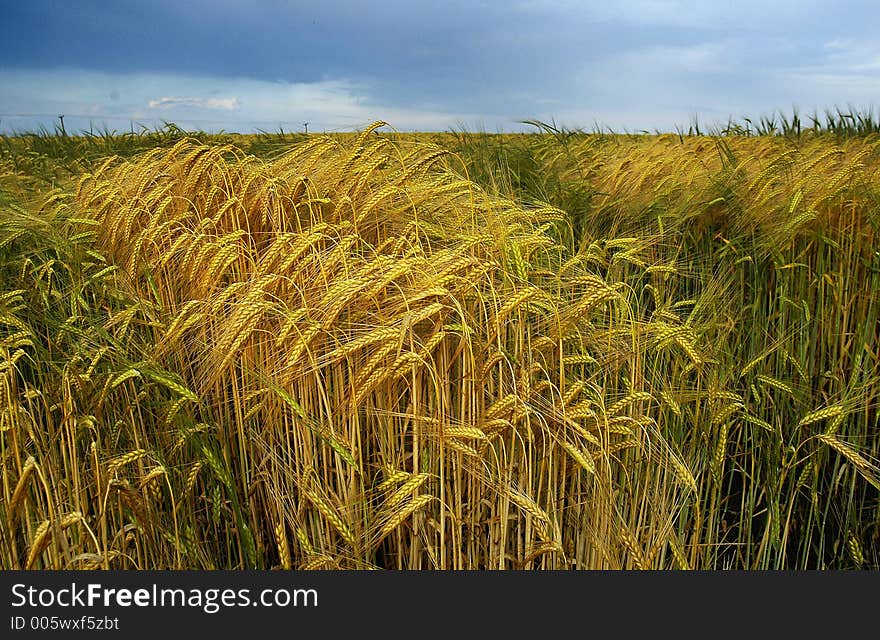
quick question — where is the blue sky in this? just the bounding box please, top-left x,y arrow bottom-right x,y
1,0 -> 878,134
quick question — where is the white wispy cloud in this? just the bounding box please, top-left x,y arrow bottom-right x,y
148,96 -> 241,110
613,40 -> 742,74
535,0 -> 823,30
767,37 -> 880,106
820,38 -> 880,72
0,68 -> 488,133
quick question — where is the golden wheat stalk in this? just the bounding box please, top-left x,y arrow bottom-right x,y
303,489 -> 356,546
798,404 -> 844,428
24,513 -> 83,570
275,521 -> 291,570
107,449 -> 149,475
377,494 -> 434,541
8,456 -> 37,531
385,473 -> 430,510
816,434 -> 880,490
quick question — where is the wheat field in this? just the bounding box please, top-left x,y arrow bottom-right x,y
1,120 -> 878,569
